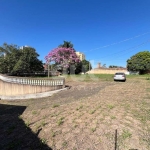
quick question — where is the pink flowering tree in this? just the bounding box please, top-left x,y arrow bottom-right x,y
45,47 -> 80,73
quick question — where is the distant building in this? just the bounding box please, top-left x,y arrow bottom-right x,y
75,52 -> 85,61
3,53 -> 6,58
97,62 -> 101,68
20,45 -> 30,50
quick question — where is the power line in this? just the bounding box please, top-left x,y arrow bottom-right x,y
89,39 -> 150,67
83,31 -> 150,52
97,39 -> 150,59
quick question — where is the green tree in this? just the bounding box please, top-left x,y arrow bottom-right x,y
59,41 -> 73,48
127,51 -> 150,74
82,60 -> 92,72
0,43 -> 19,56
0,43 -> 44,75
13,47 -> 43,74
75,59 -> 92,74
0,43 -> 22,74
46,41 -> 80,74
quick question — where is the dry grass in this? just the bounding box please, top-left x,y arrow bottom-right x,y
0,76 -> 150,150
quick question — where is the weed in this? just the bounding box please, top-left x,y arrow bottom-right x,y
72,117 -> 77,123
32,110 -> 37,115
41,121 -> 46,127
91,127 -> 96,132
18,115 -> 23,120
132,109 -> 149,123
43,115 -> 47,119
62,141 -> 67,147
78,113 -> 83,118
55,112 -> 61,117
123,103 -> 130,110
57,117 -> 64,126
146,88 -> 150,91
52,104 -> 60,108
140,115 -> 148,123
89,109 -> 96,114
111,116 -> 116,119
35,124 -> 41,131
96,105 -> 101,109
74,124 -> 78,128
60,117 -> 65,120
51,130 -> 56,137
121,129 -> 132,140
57,120 -> 63,126
76,105 -> 83,111
25,121 -> 30,127
99,138 -> 102,143
141,100 -> 148,106
107,104 -> 115,110
41,138 -> 47,144
100,117 -> 104,121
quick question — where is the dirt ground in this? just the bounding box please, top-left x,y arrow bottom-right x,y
0,77 -> 150,150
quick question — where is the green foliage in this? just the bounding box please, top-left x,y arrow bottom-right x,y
107,104 -> 115,110
82,59 -> 92,72
59,41 -> 73,48
127,51 -> 150,74
121,129 -> 132,140
57,117 -> 64,126
75,59 -> 92,74
0,43 -> 44,75
52,104 -> 60,108
91,127 -> 96,132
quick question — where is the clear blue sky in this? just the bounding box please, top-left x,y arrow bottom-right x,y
1,0 -> 150,68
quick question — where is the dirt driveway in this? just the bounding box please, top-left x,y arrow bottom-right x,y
0,78 -> 150,150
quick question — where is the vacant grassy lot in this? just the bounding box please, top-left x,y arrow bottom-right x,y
0,74 -> 150,150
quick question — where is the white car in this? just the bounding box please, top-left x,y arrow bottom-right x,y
114,72 -> 126,82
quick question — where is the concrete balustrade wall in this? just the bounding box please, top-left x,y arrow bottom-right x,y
0,74 -> 65,96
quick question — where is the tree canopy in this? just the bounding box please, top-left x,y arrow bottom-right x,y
45,47 -> 80,68
58,41 -> 73,48
45,41 -> 91,74
72,60 -> 92,74
127,51 -> 150,74
0,43 -> 44,75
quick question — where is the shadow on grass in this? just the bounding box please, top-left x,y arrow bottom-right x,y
0,104 -> 52,150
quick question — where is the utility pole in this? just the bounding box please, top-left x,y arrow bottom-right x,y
48,60 -> 50,78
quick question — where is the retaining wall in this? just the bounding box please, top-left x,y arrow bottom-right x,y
0,74 -> 65,96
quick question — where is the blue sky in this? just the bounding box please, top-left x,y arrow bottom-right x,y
0,0 -> 150,68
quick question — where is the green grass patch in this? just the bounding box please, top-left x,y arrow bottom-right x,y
89,109 -> 96,114
57,117 -> 65,126
76,105 -> 83,111
52,104 -> 60,108
121,129 -> 132,140
107,104 -> 115,110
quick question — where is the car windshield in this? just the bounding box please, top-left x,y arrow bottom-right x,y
115,73 -> 124,75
